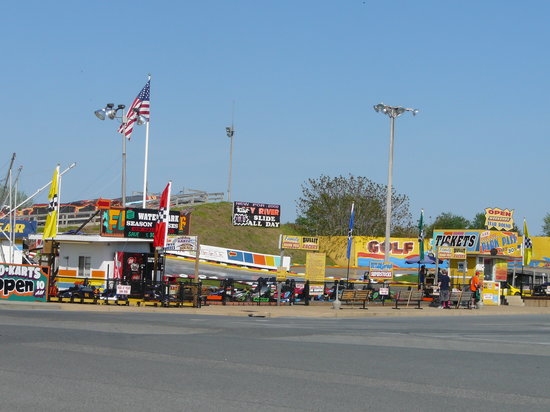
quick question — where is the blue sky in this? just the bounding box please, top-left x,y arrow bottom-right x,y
1,1 -> 548,234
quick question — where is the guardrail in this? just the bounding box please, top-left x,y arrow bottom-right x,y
18,192 -> 225,228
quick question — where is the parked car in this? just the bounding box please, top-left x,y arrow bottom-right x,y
532,283 -> 550,296
58,284 -> 97,299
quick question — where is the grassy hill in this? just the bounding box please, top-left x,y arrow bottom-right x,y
180,202 -> 310,264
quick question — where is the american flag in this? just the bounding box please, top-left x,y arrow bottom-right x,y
118,80 -> 150,140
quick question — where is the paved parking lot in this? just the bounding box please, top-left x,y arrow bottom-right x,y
1,303 -> 550,411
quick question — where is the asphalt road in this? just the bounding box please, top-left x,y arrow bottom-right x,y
1,309 -> 549,411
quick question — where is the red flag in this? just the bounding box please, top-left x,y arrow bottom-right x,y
153,182 -> 171,248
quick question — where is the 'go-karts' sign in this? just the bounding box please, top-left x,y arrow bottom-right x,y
232,201 -> 280,228
0,264 -> 49,302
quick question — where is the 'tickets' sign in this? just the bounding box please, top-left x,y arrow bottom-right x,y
232,201 -> 280,228
0,264 -> 49,302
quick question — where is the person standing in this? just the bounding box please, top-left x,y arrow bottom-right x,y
438,269 -> 451,309
470,271 -> 482,309
418,265 -> 427,290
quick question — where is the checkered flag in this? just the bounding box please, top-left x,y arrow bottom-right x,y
157,207 -> 168,224
48,194 -> 58,213
153,182 -> 172,248
524,236 -> 532,250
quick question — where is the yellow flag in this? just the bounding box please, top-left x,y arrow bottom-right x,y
523,219 -> 532,266
43,166 -> 59,239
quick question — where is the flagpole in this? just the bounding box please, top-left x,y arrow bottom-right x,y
142,74 -> 151,208
56,165 -> 61,235
346,202 -> 355,286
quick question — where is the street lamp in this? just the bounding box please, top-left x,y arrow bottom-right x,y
226,125 -> 235,202
95,104 -> 147,207
373,103 -> 418,263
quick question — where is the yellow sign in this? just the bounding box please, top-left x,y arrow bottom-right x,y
276,266 -> 287,282
281,235 -> 320,251
438,246 -> 466,259
305,252 -> 326,282
485,207 -> 514,231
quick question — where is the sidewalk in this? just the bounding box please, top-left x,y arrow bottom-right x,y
3,300 -> 550,318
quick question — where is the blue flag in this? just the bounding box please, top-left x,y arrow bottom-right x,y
346,202 -> 355,260
418,209 -> 425,260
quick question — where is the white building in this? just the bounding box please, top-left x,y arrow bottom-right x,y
29,234 -> 153,287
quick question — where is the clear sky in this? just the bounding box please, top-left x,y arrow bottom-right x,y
1,1 -> 548,234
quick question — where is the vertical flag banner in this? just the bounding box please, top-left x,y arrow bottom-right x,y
118,80 -> 150,140
346,202 -> 355,260
523,219 -> 532,266
43,165 -> 59,239
418,209 -> 425,260
153,182 -> 171,248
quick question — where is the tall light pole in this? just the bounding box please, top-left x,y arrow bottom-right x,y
95,103 -> 128,206
373,103 -> 418,263
226,125 -> 235,202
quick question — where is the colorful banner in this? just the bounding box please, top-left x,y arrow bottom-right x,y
305,252 -> 326,282
166,236 -> 197,251
101,208 -> 190,238
0,219 -> 37,238
356,237 -> 435,269
0,264 -> 49,302
485,207 -> 514,231
438,247 -> 467,259
281,235 -> 319,251
478,231 -> 521,257
172,244 -> 290,270
432,231 -> 480,252
232,201 -> 280,228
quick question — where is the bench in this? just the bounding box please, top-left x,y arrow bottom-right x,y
340,289 -> 371,309
450,290 -> 473,309
393,289 -> 423,309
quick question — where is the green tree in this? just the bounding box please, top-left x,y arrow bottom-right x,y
543,213 -> 550,236
469,212 -> 486,229
426,212 -> 470,237
296,174 -> 412,236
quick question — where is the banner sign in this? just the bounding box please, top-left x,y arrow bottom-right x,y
232,201 -> 280,228
281,235 -> 319,251
172,244 -> 291,270
0,263 -> 48,302
305,252 -> 326,282
432,231 -> 480,252
485,207 -> 514,231
101,208 -> 190,238
478,231 -> 521,257
369,262 -> 393,280
438,247 -> 467,259
0,219 -> 37,238
166,236 -> 198,251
